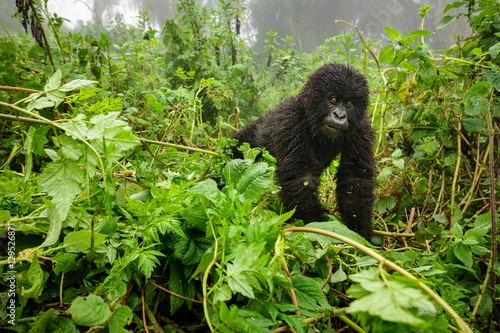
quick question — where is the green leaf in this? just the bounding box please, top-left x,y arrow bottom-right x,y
488,43 -> 500,60
384,26 -> 401,40
169,260 -> 196,314
40,160 -> 84,221
472,48 -> 483,57
462,118 -> 484,132
29,308 -> 56,332
108,306 -> 133,333
137,249 -> 164,278
53,252 -> 78,275
377,197 -> 396,215
60,120 -> 89,139
60,79 -> 97,91
23,126 -> 35,183
379,44 -> 395,64
46,89 -> 65,104
408,30 -> 433,38
291,275 -> 329,311
222,159 -> 251,186
485,71 -> 500,91
464,81 -> 491,116
474,212 -> 492,229
39,201 -> 63,248
443,1 -> 464,14
392,158 -> 405,170
451,221 -> 463,238
213,284 -> 232,304
347,268 -> 436,325
58,136 -> 83,161
471,295 -> 493,317
437,15 -> 458,29
44,69 -> 62,91
236,162 -> 274,202
453,243 -> 473,267
26,96 -> 55,111
226,242 -> 267,298
63,230 -> 107,253
68,294 -> 111,326
330,268 -> 347,283
21,255 -> 44,299
432,214 -> 447,224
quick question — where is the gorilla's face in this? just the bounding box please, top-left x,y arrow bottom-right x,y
321,95 -> 353,136
303,63 -> 369,140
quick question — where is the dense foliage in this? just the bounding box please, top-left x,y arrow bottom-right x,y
0,1 -> 499,332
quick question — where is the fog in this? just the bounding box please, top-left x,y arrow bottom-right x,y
1,0 -> 470,52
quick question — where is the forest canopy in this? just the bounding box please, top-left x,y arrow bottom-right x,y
0,1 -> 499,332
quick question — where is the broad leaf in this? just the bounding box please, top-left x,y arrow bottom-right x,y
40,160 -> 84,221
68,294 -> 111,326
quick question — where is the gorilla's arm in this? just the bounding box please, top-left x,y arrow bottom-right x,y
277,160 -> 325,223
336,116 -> 376,239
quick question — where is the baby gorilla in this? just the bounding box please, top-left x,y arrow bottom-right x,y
232,63 -> 376,239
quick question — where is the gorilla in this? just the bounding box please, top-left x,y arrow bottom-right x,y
232,63 -> 376,239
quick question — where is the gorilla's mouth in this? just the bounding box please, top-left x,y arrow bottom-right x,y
323,123 -> 343,135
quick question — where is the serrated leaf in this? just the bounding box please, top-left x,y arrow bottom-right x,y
226,242 -> 267,298
222,159 -> 252,186
60,79 -> 97,91
330,268 -> 347,283
29,308 -> 56,332
170,260 -> 187,314
21,255 -> 44,299
137,249 -> 164,278
348,271 -> 435,325
474,212 -> 491,229
108,306 -> 133,333
46,89 -> 65,104
63,230 -> 107,253
68,294 -> 111,326
44,69 -> 62,91
291,275 -> 329,311
462,118 -> 484,132
384,26 -> 401,40
44,148 -> 59,161
392,158 -> 405,169
432,214 -> 447,224
58,136 -> 84,161
39,201 -> 63,248
60,121 -> 89,139
451,219 -> 463,238
485,71 -> 500,91
236,162 -> 274,202
213,284 -> 232,304
379,44 -> 395,64
489,43 -> 500,60
26,96 -> 55,111
53,252 -> 78,275
454,243 -> 473,267
465,82 -> 490,116
157,217 -> 186,238
40,160 -> 84,221
377,197 -> 396,215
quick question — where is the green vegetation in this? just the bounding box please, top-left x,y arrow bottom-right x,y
0,1 -> 499,332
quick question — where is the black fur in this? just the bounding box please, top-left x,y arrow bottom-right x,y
232,64 -> 376,239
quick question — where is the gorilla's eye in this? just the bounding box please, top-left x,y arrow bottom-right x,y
346,101 -> 353,106
330,97 -> 337,104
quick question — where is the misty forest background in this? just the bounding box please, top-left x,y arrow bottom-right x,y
0,0 -> 499,332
